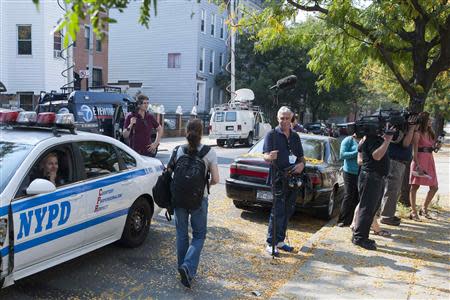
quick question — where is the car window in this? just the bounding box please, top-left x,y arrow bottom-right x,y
1,142 -> 33,194
214,112 -> 224,122
226,111 -> 237,122
15,145 -> 76,199
78,141 -> 120,179
249,135 -> 324,161
117,147 -> 137,169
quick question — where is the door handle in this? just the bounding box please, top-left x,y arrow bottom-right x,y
68,194 -> 83,201
121,180 -> 133,186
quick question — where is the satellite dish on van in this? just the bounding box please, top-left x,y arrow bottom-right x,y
234,88 -> 254,102
0,81 -> 6,93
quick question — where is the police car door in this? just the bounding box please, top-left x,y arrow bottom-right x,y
75,141 -> 132,243
12,145 -> 84,272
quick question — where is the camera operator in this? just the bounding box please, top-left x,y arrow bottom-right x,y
263,106 -> 305,256
352,125 -> 393,250
379,115 -> 418,226
123,94 -> 163,157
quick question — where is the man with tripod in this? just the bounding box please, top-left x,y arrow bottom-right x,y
123,94 -> 163,157
263,106 -> 305,257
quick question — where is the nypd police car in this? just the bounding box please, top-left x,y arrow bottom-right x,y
0,110 -> 163,288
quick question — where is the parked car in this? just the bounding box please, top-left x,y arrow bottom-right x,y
226,133 -> 344,220
0,110 -> 162,288
304,122 -> 327,135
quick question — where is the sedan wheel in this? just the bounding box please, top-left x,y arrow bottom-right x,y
120,197 -> 152,248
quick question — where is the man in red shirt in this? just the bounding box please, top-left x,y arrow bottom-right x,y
123,94 -> 163,157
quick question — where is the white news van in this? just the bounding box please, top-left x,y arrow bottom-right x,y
209,89 -> 272,147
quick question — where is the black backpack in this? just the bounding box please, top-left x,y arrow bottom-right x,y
152,146 -> 179,221
171,145 -> 211,210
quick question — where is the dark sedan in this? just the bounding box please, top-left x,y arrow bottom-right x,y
304,122 -> 327,135
226,134 -> 344,219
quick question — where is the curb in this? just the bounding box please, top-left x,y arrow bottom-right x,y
298,217 -> 337,254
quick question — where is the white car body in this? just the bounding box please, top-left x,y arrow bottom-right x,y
0,128 -> 162,288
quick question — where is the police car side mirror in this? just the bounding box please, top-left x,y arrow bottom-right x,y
26,179 -> 56,195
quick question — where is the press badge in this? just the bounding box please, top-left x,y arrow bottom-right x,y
289,155 -> 297,164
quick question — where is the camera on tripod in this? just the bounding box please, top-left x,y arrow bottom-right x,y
348,109 -> 417,141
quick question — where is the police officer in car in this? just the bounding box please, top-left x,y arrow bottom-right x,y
263,106 -> 305,256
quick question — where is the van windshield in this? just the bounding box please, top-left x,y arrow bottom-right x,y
0,142 -> 33,193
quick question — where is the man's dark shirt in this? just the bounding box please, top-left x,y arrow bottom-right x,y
359,135 -> 390,177
124,111 -> 159,156
263,127 -> 304,184
388,142 -> 412,162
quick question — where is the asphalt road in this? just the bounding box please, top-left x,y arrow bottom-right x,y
1,144 -> 327,299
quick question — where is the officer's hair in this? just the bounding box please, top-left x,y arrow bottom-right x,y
277,106 -> 293,118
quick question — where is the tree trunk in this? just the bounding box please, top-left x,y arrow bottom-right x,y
408,94 -> 426,113
432,109 -> 445,138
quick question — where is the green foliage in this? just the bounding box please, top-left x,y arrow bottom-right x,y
216,33 -> 361,122
238,0 -> 450,111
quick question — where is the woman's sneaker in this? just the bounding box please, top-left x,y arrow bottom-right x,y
266,244 -> 279,257
277,242 -> 294,252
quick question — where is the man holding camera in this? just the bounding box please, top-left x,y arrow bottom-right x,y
353,126 -> 393,250
123,94 -> 163,157
379,117 -> 418,226
263,106 -> 305,256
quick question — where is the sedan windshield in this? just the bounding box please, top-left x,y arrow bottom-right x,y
249,136 -> 324,161
0,142 -> 33,193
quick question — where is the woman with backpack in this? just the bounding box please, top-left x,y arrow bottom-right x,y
171,119 -> 219,288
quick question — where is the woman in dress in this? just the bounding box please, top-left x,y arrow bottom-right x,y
409,112 -> 439,220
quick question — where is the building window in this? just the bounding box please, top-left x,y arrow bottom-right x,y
220,18 -> 224,39
17,25 -> 32,55
53,31 -> 62,58
199,48 -> 205,72
96,37 -> 102,52
18,93 -> 34,110
210,14 -> 215,36
196,83 -> 200,106
84,26 -> 90,49
168,53 -> 181,68
209,50 -> 215,74
200,9 -> 205,33
209,87 -> 214,108
219,90 -> 224,104
219,52 -> 224,69
92,68 -> 103,87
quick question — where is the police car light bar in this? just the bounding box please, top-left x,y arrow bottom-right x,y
36,112 -> 56,127
17,111 -> 37,125
0,110 -> 19,124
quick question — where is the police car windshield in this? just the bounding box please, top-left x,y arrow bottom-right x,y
0,142 -> 33,193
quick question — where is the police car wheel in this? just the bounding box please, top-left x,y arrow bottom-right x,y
120,197 -> 152,248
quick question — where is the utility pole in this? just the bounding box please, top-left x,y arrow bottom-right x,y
87,22 -> 94,90
230,0 -> 236,98
64,1 -> 74,90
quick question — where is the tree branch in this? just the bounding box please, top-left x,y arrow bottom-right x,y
410,0 -> 430,21
377,45 -> 416,96
426,14 -> 450,90
286,0 -> 328,14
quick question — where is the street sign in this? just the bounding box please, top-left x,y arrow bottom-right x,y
80,70 -> 90,78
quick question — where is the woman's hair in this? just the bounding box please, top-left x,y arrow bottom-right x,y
417,111 -> 435,140
186,119 -> 203,154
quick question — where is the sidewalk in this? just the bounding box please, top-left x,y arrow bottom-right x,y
272,212 -> 450,299
158,135 -> 217,152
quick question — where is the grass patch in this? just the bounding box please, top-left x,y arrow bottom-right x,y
397,202 -> 411,219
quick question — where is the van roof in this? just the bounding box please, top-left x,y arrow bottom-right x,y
40,91 -> 134,105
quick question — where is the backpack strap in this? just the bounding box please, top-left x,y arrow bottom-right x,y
167,145 -> 180,171
197,145 -> 211,195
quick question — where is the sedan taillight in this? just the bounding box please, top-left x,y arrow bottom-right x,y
308,172 -> 322,187
230,163 -> 268,179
